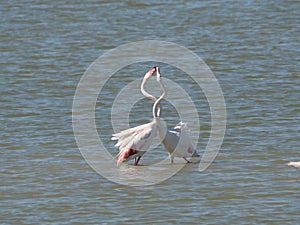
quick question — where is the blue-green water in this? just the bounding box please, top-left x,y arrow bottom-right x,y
1,0 -> 299,224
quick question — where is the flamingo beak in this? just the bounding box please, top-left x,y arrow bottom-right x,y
156,67 -> 160,74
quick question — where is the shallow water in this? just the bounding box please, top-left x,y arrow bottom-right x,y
1,0 -> 300,224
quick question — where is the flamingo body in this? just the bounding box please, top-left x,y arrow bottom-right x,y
155,115 -> 195,163
288,161 -> 300,169
112,121 -> 157,165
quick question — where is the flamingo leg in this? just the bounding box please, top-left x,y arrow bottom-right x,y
183,157 -> 190,163
134,156 -> 141,166
170,156 -> 174,164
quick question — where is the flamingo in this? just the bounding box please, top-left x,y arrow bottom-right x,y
288,161 -> 300,169
112,67 -> 158,165
112,67 -> 199,165
152,67 -> 198,163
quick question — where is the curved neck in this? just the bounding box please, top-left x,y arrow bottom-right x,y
153,78 -> 166,118
141,77 -> 157,102
141,73 -> 161,117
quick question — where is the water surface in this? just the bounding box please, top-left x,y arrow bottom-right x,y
1,0 -> 299,224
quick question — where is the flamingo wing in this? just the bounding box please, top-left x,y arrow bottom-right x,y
166,121 -> 196,158
112,121 -> 157,165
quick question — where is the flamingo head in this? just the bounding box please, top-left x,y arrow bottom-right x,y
156,67 -> 161,81
144,67 -> 157,80
150,66 -> 157,75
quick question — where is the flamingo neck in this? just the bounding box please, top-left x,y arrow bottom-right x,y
141,72 -> 161,117
153,78 -> 166,118
141,76 -> 156,102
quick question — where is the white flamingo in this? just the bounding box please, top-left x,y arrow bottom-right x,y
112,67 -> 198,165
152,67 -> 198,163
288,161 -> 300,169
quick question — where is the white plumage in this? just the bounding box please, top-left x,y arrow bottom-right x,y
112,121 -> 157,165
112,67 -> 199,166
288,161 -> 300,169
